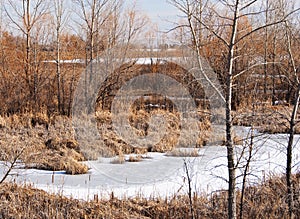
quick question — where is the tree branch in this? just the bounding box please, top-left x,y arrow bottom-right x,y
237,7 -> 300,44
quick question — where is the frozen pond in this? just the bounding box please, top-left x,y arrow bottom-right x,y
1,127 -> 300,200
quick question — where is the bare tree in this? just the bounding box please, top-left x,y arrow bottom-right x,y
73,0 -> 115,113
0,137 -> 25,184
52,0 -> 69,114
168,1 -> 299,218
118,1 -> 148,56
266,1 -> 300,216
73,0 -> 113,64
284,19 -> 299,219
263,0 -> 270,98
4,0 -> 49,112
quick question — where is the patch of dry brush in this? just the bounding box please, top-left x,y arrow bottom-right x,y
96,107 -> 211,156
233,104 -> 300,134
0,113 -> 88,175
0,106 -> 212,173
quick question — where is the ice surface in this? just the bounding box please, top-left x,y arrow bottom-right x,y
1,127 -> 299,201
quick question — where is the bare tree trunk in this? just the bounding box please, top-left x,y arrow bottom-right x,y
53,0 -> 66,114
183,159 -> 194,219
286,87 -> 299,219
25,0 -> 32,111
33,41 -> 38,111
271,37 -> 277,105
5,0 -> 48,113
56,37 -> 61,113
61,76 -> 65,114
226,2 -> 239,218
264,0 -> 269,99
226,61 -> 236,219
285,20 -> 299,219
239,125 -> 254,219
68,66 -> 76,117
74,0 -> 110,113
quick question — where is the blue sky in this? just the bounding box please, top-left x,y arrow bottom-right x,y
125,0 -> 180,31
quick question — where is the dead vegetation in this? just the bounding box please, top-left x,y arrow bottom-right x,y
233,104 -> 300,134
92,62 -> 212,156
127,154 -> 143,162
165,148 -> 200,157
0,105 -> 212,173
0,173 -> 299,218
0,113 -> 88,175
1,101 -> 295,175
95,107 -> 211,156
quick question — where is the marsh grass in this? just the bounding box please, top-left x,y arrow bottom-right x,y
233,104 -> 300,134
110,154 -> 145,164
110,155 -> 126,164
0,105 -> 228,172
0,113 -> 88,175
165,148 -> 200,157
127,155 -> 143,162
95,107 -> 212,156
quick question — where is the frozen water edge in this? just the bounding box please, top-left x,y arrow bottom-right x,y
1,127 -> 300,201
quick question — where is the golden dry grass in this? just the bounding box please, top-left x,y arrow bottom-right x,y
0,113 -> 88,175
165,148 -> 199,157
110,154 -> 126,164
127,155 -> 143,162
96,107 -> 212,156
233,104 -> 300,134
0,105 -> 219,172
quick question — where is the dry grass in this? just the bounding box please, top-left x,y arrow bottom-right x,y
96,107 -> 212,156
0,113 -> 88,174
165,148 -> 200,157
64,158 -> 89,175
110,154 -> 144,163
127,155 -> 143,162
0,183 -> 147,219
0,173 -> 299,218
110,154 -> 126,164
233,104 -> 300,134
0,104 -> 220,172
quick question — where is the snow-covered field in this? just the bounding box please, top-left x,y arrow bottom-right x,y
1,127 -> 300,201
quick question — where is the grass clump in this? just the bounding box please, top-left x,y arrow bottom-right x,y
64,158 -> 89,175
127,155 -> 143,162
110,154 -> 125,164
95,107 -> 211,155
0,114 -> 88,175
233,104 -> 300,134
165,148 -> 199,157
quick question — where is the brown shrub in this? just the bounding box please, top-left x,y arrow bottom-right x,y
31,112 -> 49,127
0,115 -> 6,128
128,155 -> 143,162
110,155 -> 125,164
45,138 -> 61,150
233,104 -> 300,134
29,150 -> 88,174
64,157 -> 89,175
45,138 -> 81,154
0,114 -> 89,174
63,139 -> 80,150
165,148 -> 199,157
95,107 -> 211,155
